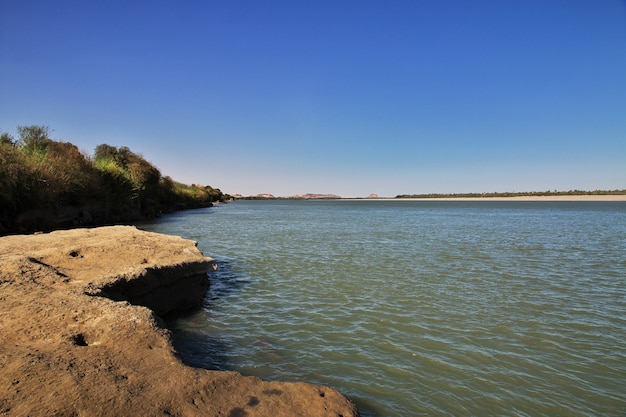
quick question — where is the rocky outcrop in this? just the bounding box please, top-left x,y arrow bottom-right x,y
0,226 -> 359,417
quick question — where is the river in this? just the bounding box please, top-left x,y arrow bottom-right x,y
139,200 -> 626,416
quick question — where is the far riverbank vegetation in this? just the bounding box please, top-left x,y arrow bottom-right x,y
395,190 -> 626,199
1,125 -> 230,235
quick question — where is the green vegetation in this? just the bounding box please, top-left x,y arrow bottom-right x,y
0,125 -> 228,235
396,190 -> 626,199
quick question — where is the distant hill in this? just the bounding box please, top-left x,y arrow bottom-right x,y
238,193 -> 342,200
288,193 -> 342,199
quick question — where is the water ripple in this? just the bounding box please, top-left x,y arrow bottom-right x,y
144,201 -> 626,417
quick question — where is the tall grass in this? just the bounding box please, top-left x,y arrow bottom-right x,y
0,125 -> 227,235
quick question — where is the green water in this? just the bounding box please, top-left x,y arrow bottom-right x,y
140,200 -> 626,416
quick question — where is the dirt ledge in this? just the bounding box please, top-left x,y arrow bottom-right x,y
0,226 -> 359,417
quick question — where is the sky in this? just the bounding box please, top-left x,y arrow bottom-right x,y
1,0 -> 625,197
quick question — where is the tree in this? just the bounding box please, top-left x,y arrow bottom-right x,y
17,125 -> 52,153
94,144 -> 119,161
0,132 -> 15,145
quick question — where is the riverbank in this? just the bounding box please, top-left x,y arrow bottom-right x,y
0,226 -> 359,417
353,195 -> 626,201
0,129 -> 229,237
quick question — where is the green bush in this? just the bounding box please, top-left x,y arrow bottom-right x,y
0,125 -> 227,234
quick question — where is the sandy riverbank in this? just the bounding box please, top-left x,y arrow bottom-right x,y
346,195 -> 626,202
0,226 -> 359,417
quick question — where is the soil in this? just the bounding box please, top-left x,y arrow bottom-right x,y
0,226 -> 359,417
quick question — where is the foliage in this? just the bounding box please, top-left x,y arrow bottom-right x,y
395,190 -> 626,199
0,132 -> 15,145
17,125 -> 52,153
0,125 -> 227,234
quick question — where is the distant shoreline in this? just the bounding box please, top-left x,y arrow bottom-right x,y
343,195 -> 626,202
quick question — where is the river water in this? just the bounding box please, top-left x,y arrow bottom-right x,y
139,200 -> 626,416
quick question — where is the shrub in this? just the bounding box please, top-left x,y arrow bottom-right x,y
0,126 -> 227,234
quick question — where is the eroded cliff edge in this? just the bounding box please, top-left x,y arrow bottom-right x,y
0,226 -> 359,417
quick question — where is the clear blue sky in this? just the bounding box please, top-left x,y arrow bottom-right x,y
2,1 -> 625,197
